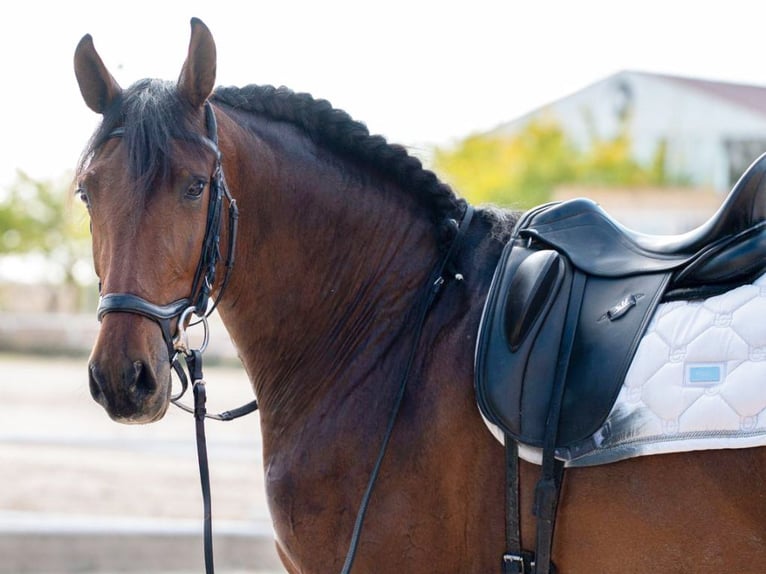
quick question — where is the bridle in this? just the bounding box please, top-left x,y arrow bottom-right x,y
91,99 -> 475,574
95,100 -> 250,414
94,101 -> 256,574
97,101 -> 239,360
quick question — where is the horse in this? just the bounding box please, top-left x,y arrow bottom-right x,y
73,18 -> 766,573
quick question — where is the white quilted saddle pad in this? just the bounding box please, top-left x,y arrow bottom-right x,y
483,272 -> 766,468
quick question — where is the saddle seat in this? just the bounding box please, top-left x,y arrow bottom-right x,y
475,153 -> 766,453
522,152 -> 766,289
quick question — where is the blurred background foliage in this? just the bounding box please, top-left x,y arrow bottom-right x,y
0,171 -> 92,309
432,116 -> 676,209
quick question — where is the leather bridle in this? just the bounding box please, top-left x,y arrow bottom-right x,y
94,101 -> 256,574
96,101 -> 239,362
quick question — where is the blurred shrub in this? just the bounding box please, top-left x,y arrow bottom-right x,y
0,171 -> 92,297
432,116 -> 673,209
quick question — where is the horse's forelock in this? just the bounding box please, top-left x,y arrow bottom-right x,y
78,79 -> 209,196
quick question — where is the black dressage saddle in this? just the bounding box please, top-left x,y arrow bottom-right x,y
475,153 -> 766,574
476,152 -> 766,453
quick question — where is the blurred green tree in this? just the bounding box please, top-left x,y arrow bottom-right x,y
0,171 -> 92,308
432,116 -> 672,209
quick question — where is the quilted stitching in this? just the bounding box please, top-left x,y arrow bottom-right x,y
566,273 -> 766,467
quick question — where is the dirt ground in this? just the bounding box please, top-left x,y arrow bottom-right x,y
0,352 -> 285,573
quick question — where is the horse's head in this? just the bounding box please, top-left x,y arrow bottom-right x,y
74,19 -> 226,423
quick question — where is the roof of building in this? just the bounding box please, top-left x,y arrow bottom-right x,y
635,71 -> 766,118
491,70 -> 766,138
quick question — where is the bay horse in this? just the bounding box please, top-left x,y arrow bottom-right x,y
74,18 -> 766,573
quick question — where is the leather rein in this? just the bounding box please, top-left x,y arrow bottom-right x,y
94,100 -> 475,574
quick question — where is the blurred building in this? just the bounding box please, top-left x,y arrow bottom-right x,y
493,70 -> 766,193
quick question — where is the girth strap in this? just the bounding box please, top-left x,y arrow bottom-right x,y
502,270 -> 585,574
532,271 -> 586,574
503,438 -> 535,574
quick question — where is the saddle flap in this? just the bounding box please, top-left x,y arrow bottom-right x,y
557,272 -> 670,446
505,250 -> 566,351
476,241 -> 574,445
476,236 -> 672,449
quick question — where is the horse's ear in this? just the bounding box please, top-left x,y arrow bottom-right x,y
74,34 -> 122,114
177,18 -> 217,109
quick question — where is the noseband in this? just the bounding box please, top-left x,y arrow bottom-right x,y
96,101 -> 239,360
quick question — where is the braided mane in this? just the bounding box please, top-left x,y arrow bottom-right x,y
212,85 -> 466,229
77,80 -> 468,240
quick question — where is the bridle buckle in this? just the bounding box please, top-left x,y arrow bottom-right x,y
503,553 -> 532,574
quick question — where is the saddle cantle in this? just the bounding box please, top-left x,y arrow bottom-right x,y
475,151 -> 766,453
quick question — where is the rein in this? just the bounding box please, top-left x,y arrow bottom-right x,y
340,204 -> 474,574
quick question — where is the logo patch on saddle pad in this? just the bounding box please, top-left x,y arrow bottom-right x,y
684,363 -> 725,387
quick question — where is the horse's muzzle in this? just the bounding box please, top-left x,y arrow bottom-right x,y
88,314 -> 172,423
88,359 -> 167,423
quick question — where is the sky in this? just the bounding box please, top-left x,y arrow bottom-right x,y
2,0 -> 766,187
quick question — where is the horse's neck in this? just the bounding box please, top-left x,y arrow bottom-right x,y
216,125 -> 439,432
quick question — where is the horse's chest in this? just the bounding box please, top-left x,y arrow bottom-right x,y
261,423 -> 370,559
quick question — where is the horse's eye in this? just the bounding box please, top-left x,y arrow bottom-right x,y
76,187 -> 91,208
186,179 -> 207,199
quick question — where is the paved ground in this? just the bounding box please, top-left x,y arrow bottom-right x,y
0,352 -> 285,573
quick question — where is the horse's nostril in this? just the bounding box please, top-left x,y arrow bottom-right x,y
87,356 -> 167,422
88,363 -> 106,405
129,360 -> 157,397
